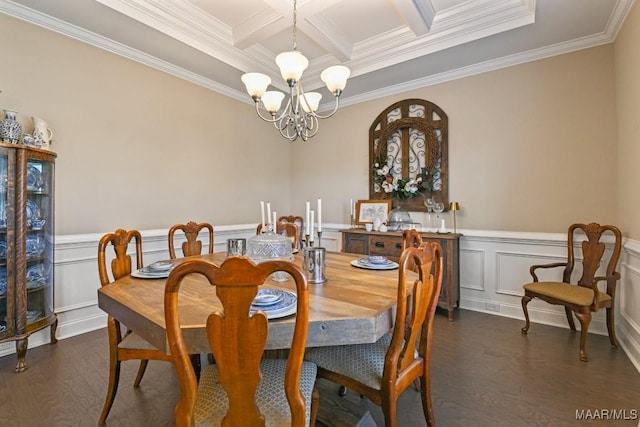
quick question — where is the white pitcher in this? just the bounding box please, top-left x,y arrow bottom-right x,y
31,116 -> 53,149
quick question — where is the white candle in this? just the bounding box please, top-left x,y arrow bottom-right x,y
273,211 -> 277,232
317,198 -> 322,232
310,210 -> 315,241
266,202 -> 271,227
440,218 -> 446,232
260,201 -> 266,230
349,199 -> 353,216
305,201 -> 311,235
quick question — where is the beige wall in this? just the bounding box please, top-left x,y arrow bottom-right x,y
0,14 -> 291,235
292,45 -> 620,234
0,12 -> 628,236
615,0 -> 640,240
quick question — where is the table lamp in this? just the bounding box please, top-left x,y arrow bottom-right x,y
449,202 -> 460,233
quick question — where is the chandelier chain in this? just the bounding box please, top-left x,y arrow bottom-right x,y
292,0 -> 297,51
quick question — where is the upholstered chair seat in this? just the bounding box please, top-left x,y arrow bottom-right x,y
194,359 -> 317,427
523,282 -> 612,306
305,333 -> 391,390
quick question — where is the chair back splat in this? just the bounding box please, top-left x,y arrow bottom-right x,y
168,221 -> 214,259
165,257 -> 317,427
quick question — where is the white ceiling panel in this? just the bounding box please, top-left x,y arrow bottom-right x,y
0,0 -> 634,108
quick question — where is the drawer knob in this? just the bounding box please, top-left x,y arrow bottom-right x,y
374,241 -> 385,248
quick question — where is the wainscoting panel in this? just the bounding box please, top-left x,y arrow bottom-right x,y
2,224 -> 637,373
459,248 -> 485,292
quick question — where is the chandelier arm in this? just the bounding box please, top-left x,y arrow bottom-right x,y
253,102 -> 279,123
254,97 -> 294,123
304,115 -> 319,139
309,96 -> 341,120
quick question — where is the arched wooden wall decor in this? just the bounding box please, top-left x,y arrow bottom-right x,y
369,98 -> 448,211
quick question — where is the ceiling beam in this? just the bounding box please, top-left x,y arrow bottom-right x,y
392,0 -> 435,36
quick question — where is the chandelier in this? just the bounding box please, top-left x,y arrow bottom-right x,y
240,0 -> 350,141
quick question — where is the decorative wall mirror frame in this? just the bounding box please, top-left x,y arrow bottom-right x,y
369,98 -> 448,211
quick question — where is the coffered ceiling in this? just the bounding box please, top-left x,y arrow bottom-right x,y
0,0 -> 635,108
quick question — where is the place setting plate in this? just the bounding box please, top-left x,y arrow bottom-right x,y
350,255 -> 399,270
250,288 -> 297,319
131,260 -> 176,279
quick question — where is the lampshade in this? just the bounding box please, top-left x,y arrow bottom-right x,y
301,92 -> 322,113
261,91 -> 285,114
275,51 -> 309,82
449,202 -> 460,211
321,65 -> 351,94
241,73 -> 271,98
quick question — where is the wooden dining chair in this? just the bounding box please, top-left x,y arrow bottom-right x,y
257,222 -> 300,250
305,243 -> 444,427
279,215 -> 304,249
402,229 -> 424,272
168,220 -> 214,259
521,222 -> 623,362
164,256 -> 318,427
97,229 -> 173,425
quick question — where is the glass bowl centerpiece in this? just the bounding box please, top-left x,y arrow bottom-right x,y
246,229 -> 294,282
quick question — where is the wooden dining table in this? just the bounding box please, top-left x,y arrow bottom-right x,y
97,251 -> 411,354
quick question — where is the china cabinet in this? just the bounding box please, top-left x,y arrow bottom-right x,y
341,228 -> 460,321
0,142 -> 57,372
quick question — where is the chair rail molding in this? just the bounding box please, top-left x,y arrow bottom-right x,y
1,224 -> 637,373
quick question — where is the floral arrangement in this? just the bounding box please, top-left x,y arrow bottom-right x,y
372,162 -> 435,200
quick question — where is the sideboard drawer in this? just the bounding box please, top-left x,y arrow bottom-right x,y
369,235 -> 403,257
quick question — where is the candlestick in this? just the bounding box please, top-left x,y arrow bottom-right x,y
273,211 -> 277,233
317,230 -> 323,248
305,201 -> 311,235
310,210 -> 315,242
317,198 -> 322,232
266,201 -> 271,229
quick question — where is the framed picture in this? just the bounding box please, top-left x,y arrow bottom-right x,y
356,199 -> 392,225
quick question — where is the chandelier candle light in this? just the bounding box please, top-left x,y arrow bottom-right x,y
240,0 -> 350,141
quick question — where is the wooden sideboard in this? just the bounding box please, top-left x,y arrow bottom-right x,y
341,228 -> 461,321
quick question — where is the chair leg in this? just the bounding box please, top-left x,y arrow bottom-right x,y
575,312 -> 591,362
310,388 -> 320,427
521,295 -> 532,334
381,394 -> 398,427
564,307 -> 576,331
420,373 -> 436,427
98,358 -> 121,425
133,359 -> 149,387
606,307 -> 619,348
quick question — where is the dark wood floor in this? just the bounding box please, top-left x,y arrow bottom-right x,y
1,309 -> 639,426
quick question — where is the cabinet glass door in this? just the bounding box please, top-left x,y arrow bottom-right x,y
25,158 -> 54,326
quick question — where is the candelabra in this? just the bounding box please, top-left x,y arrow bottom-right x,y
302,231 -> 323,248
